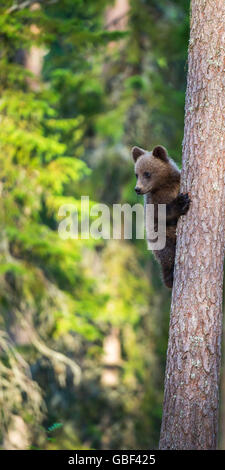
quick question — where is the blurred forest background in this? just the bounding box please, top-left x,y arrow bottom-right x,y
0,0 -> 224,450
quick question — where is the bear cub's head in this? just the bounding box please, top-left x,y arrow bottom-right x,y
132,145 -> 177,195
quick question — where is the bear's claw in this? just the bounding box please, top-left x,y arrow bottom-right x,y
176,193 -> 191,215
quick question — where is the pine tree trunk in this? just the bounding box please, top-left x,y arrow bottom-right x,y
105,0 -> 129,31
219,287 -> 225,449
159,0 -> 225,450
25,3 -> 45,91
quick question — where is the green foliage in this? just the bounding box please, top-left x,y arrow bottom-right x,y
48,422 -> 63,433
0,0 -> 189,451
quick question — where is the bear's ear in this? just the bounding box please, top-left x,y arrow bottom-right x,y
152,145 -> 168,162
132,146 -> 145,162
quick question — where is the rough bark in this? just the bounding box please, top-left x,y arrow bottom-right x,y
219,286 -> 225,449
159,0 -> 225,450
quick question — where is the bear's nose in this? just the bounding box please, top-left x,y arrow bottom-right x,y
135,187 -> 141,194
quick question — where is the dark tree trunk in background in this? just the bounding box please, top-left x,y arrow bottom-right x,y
159,0 -> 225,450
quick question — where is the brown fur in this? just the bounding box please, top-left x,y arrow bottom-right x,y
132,145 -> 190,288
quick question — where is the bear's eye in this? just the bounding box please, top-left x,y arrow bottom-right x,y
144,171 -> 151,178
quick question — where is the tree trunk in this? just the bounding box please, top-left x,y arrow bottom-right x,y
159,0 -> 225,450
25,3 -> 45,91
105,0 -> 129,31
101,327 -> 121,387
219,286 -> 225,449
105,0 -> 129,50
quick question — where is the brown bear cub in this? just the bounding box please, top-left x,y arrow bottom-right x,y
132,145 -> 190,288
